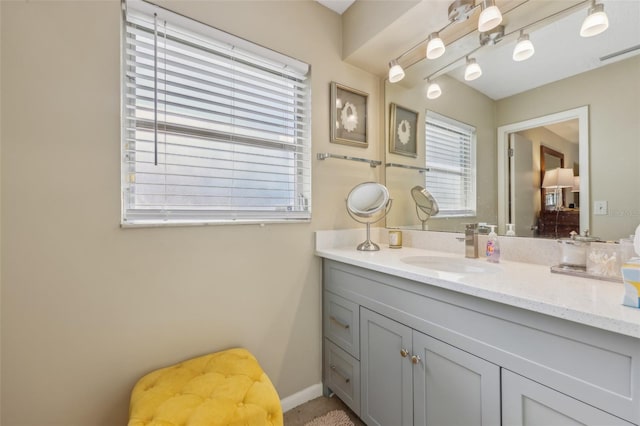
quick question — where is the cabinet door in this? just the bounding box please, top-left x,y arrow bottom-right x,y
502,369 -> 635,426
361,308 -> 413,426
413,331 -> 501,426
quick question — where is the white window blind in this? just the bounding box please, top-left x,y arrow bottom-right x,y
122,1 -> 311,225
425,111 -> 476,217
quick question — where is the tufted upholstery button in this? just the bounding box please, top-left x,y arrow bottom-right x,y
127,348 -> 283,426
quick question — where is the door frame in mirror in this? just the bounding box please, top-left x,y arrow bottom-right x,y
540,145 -> 565,211
497,106 -> 589,236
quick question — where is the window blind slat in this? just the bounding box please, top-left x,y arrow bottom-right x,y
126,3 -> 309,77
122,1 -> 311,225
125,44 -> 309,105
125,78 -> 308,122
125,28 -> 308,98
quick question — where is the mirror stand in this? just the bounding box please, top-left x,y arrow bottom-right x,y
346,203 -> 393,251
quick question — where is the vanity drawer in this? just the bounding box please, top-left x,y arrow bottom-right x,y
324,338 -> 360,416
324,291 -> 359,358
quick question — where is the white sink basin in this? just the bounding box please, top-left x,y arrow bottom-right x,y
401,256 -> 501,274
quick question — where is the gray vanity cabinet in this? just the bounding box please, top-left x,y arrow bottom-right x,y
360,308 -> 413,426
360,307 -> 500,426
502,370 -> 634,426
412,331 -> 500,426
322,259 -> 640,426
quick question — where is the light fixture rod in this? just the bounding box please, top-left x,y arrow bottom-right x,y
502,0 -> 592,39
424,45 -> 483,81
392,19 -> 457,64
423,0 -> 593,82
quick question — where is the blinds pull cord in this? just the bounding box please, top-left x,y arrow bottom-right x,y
153,12 -> 158,166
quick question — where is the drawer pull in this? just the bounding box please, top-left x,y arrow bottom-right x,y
330,364 -> 351,383
411,354 -> 421,365
400,348 -> 409,358
329,316 -> 350,329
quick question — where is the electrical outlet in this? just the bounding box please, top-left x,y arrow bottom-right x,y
594,200 -> 608,215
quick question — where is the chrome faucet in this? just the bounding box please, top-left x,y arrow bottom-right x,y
464,223 -> 479,258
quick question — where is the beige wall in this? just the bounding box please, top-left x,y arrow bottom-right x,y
0,1 -> 382,425
385,74 -> 498,232
497,56 -> 640,240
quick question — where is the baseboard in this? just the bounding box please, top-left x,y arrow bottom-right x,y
280,382 -> 323,412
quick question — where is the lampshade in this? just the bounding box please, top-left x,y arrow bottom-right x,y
580,2 -> 609,37
426,32 -> 446,59
426,81 -> 441,99
478,0 -> 503,33
464,58 -> 482,81
388,60 -> 405,83
512,32 -> 535,61
542,168 -> 574,188
571,176 -> 580,192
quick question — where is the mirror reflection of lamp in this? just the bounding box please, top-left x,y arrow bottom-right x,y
571,176 -> 580,192
542,167 -> 574,210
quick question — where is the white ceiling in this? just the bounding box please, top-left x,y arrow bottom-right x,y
344,0 -> 640,100
316,0 -> 356,15
445,0 -> 640,99
544,120 -> 580,143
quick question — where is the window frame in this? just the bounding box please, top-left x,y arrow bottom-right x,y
424,111 -> 477,218
120,0 -> 312,227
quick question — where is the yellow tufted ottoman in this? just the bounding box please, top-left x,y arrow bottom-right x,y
128,348 -> 283,426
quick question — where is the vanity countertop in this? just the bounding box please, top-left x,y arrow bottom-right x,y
316,245 -> 640,339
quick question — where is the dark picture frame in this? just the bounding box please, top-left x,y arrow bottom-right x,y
389,103 -> 418,157
330,82 -> 368,147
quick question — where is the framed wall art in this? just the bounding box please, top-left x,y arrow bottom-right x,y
389,103 -> 418,157
330,82 -> 368,147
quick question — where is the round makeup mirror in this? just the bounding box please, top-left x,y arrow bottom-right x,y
411,186 -> 439,231
346,182 -> 392,251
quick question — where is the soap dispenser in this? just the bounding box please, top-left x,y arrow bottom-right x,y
486,225 -> 500,263
506,223 -> 516,236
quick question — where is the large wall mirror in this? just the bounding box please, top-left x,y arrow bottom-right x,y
384,0 -> 640,241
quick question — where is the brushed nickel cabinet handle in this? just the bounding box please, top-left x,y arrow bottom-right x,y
329,316 -> 350,329
330,364 -> 351,383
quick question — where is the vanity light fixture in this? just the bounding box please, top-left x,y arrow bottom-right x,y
464,57 -> 482,81
478,0 -> 503,33
512,31 -> 535,61
426,32 -> 446,59
408,0 -> 606,99
388,59 -> 405,83
426,80 -> 442,99
580,0 -> 609,37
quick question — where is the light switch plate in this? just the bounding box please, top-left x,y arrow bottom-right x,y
594,200 -> 608,215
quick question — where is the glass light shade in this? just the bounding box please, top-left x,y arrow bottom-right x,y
426,82 -> 441,99
580,3 -> 609,37
464,58 -> 482,81
426,33 -> 446,59
513,34 -> 535,61
478,1 -> 503,33
388,60 -> 405,83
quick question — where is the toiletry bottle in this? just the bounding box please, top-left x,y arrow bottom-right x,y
486,225 -> 500,263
